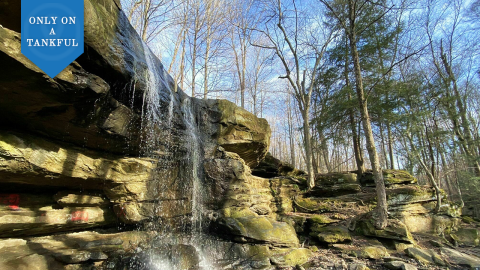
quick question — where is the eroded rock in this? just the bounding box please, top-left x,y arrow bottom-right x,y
441,247 -> 480,268
215,100 -> 270,168
310,225 -> 352,244
359,170 -> 417,187
252,152 -> 305,178
405,247 -> 445,266
355,218 -> 414,243
215,216 -> 299,247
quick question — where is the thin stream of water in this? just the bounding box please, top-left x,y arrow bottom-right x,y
140,40 -> 218,270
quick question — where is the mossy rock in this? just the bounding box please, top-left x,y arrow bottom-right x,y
359,170 -> 417,187
309,214 -> 336,225
270,248 -> 313,267
216,216 -> 299,247
405,247 -> 445,266
252,152 -> 306,178
461,216 -> 475,224
311,225 -> 352,244
315,172 -> 357,186
349,263 -> 371,270
393,241 -> 414,252
222,207 -> 258,218
439,202 -> 462,218
355,217 -> 415,243
307,183 -> 361,197
285,248 -> 312,266
353,246 -> 389,259
293,197 -> 337,213
433,215 -> 458,235
279,215 -> 307,234
244,245 -> 271,261
386,186 -> 436,206
217,99 -> 271,168
451,228 -> 480,247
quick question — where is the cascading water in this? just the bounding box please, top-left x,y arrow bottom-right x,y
181,98 -> 204,230
136,41 -> 219,270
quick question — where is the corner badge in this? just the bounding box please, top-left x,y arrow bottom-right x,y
21,0 -> 84,78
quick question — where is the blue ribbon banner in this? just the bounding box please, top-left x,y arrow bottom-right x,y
21,0 -> 84,78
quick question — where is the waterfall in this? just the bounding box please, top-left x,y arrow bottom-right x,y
140,41 -> 161,123
138,41 -> 218,270
181,98 -> 204,230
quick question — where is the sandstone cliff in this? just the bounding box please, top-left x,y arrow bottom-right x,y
1,0 -> 479,270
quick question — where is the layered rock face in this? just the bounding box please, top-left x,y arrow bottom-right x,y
0,0 -> 276,268
1,0 -> 479,270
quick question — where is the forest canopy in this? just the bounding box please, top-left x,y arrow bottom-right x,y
122,0 -> 480,213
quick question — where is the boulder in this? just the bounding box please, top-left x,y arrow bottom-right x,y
405,247 -> 445,266
270,248 -> 313,267
355,217 -> 415,243
283,248 -> 312,266
215,100 -> 271,168
252,152 -> 305,178
384,186 -> 456,234
451,228 -> 480,247
316,172 -> 357,186
310,225 -> 352,244
441,247 -> 480,268
348,264 -> 370,270
353,246 -> 389,259
359,170 -> 417,187
215,216 -> 300,247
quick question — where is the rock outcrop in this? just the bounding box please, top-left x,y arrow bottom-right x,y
252,152 -> 305,178
0,0 -> 275,268
1,0 -> 479,269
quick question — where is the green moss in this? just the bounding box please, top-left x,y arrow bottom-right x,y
311,225 -> 352,244
352,246 -> 389,259
462,216 -> 475,224
310,214 -> 335,224
451,228 -> 480,246
283,248 -> 312,266
294,197 -> 337,212
383,169 -> 418,185
245,245 -> 270,260
355,216 -> 415,243
223,207 -> 257,218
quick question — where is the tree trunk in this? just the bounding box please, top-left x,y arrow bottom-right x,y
348,0 -> 387,229
387,121 -> 395,169
380,122 -> 389,169
302,108 -> 315,189
344,40 -> 365,174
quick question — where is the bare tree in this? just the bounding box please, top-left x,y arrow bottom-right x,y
253,0 -> 335,189
424,0 -> 480,176
126,0 -> 176,43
